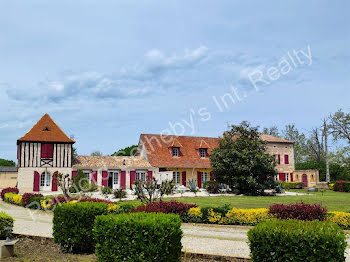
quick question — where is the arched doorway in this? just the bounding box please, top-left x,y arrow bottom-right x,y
40,171 -> 51,191
302,174 -> 308,188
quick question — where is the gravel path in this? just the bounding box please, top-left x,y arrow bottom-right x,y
1,201 -> 349,260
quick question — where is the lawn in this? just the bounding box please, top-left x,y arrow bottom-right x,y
127,190 -> 350,212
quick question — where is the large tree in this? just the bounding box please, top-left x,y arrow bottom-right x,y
329,109 -> 350,144
112,145 -> 138,156
282,124 -> 307,163
0,158 -> 16,166
210,122 -> 278,195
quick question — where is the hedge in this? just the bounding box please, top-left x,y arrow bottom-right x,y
248,219 -> 346,262
94,213 -> 182,262
334,180 -> 350,192
269,202 -> 327,221
53,202 -> 108,253
281,181 -> 303,189
0,212 -> 14,239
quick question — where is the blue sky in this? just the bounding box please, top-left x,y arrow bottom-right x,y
0,0 -> 349,160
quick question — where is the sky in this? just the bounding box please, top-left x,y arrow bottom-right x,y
0,0 -> 349,161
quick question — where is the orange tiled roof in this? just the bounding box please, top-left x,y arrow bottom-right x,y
72,156 -> 152,169
18,114 -> 75,143
140,134 -> 293,168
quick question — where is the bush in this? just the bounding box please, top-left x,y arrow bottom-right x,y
1,187 -> 19,200
0,212 -> 14,239
53,202 -> 108,253
113,188 -> 126,199
131,200 -> 197,216
281,181 -> 303,190
94,213 -> 182,262
329,183 -> 335,190
22,193 -> 43,207
327,211 -> 350,229
344,183 -> 350,192
101,186 -> 112,195
4,193 -> 22,205
248,219 -> 346,262
221,208 -> 272,226
333,180 -> 350,192
204,181 -> 220,194
269,202 -> 327,221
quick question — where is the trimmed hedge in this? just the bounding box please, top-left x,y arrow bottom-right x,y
0,212 -> 14,239
248,219 -> 346,262
94,213 -> 182,262
131,200 -> 197,216
269,202 -> 327,221
281,181 -> 303,189
1,187 -> 18,200
53,202 -> 108,253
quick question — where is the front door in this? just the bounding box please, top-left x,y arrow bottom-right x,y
109,171 -> 119,190
302,174 -> 308,188
40,171 -> 51,191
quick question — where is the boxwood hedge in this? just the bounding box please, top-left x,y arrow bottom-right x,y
53,202 -> 108,253
94,212 -> 183,262
248,219 -> 346,262
0,212 -> 14,239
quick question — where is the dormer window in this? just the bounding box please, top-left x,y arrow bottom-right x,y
200,148 -> 207,158
43,126 -> 50,131
172,147 -> 179,157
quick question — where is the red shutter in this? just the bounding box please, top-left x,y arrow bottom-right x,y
33,171 -> 40,192
278,154 -> 281,165
91,171 -> 97,184
17,145 -> 20,160
279,173 -> 285,181
130,171 -> 136,188
47,144 -> 54,159
102,171 -> 108,187
290,173 -> 293,182
182,171 -> 186,186
120,171 -> 126,188
52,171 -> 58,191
285,155 -> 289,164
147,171 -> 153,180
72,170 -> 78,179
41,144 -> 47,158
210,172 -> 214,181
197,171 -> 202,188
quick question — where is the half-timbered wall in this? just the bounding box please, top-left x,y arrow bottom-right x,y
18,142 -> 73,168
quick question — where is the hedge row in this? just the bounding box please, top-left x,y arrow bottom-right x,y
333,181 -> 350,192
248,219 -> 346,262
281,182 -> 303,189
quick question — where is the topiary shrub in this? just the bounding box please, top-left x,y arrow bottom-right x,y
248,219 -> 346,262
94,212 -> 182,262
1,187 -> 19,200
0,212 -> 14,239
269,202 -> 327,221
53,202 -> 108,253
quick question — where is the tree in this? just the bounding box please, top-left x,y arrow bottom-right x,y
112,145 -> 138,156
91,151 -> 103,156
0,159 -> 16,166
329,109 -> 350,144
305,128 -> 325,162
282,124 -> 307,163
262,126 -> 279,137
53,173 -> 71,197
210,121 -> 278,195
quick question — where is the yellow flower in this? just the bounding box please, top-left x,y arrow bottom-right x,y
107,204 -> 120,213
329,184 -> 334,190
207,208 -> 222,223
222,208 -> 271,225
188,207 -> 202,218
328,211 -> 350,229
40,200 -> 52,210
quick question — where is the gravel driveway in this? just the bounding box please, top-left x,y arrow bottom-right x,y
1,200 -> 349,260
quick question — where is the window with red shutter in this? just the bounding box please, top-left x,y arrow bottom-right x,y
41,143 -> 53,159
284,155 -> 289,164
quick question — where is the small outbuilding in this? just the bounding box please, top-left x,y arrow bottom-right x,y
0,167 -> 18,189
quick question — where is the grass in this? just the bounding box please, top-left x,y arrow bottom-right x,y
126,190 -> 350,212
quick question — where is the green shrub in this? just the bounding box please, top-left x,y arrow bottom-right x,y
248,219 -> 346,262
203,181 -> 220,194
94,212 -> 183,262
101,186 -> 112,195
0,212 -> 14,239
281,182 -> 303,190
344,182 -> 350,192
53,202 -> 108,253
113,188 -> 126,199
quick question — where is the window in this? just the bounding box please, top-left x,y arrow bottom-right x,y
201,172 -> 209,183
273,145 -> 277,148
109,171 -> 119,185
40,171 -> 51,190
284,155 -> 289,164
172,147 -> 179,157
83,171 -> 91,181
136,171 -> 146,181
173,172 -> 181,185
200,148 -> 207,158
285,173 -> 290,182
296,174 -> 299,181
41,143 -> 54,159
311,175 -> 314,182
274,175 -> 278,181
